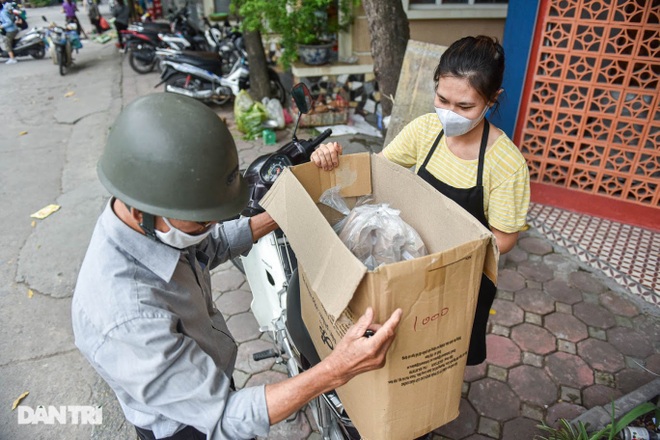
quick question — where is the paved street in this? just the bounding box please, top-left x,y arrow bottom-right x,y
0,5 -> 132,440
1,6 -> 658,440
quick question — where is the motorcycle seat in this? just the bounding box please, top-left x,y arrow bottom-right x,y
169,50 -> 225,74
123,28 -> 161,41
132,21 -> 171,33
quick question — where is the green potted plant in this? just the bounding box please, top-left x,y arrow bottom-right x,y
235,0 -> 360,69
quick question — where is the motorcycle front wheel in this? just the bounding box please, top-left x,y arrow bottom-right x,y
57,49 -> 68,76
128,46 -> 156,74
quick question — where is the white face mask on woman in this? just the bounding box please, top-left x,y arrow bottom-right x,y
155,217 -> 213,249
435,105 -> 489,137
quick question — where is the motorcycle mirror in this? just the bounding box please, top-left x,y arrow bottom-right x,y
290,83 -> 313,142
291,83 -> 312,115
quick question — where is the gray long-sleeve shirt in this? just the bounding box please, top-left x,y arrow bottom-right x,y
111,3 -> 129,25
72,200 -> 270,439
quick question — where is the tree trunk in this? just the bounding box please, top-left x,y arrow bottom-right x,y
243,29 -> 271,100
361,0 -> 410,116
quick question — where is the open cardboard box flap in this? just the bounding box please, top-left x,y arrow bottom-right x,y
259,155 -> 371,320
260,153 -> 498,320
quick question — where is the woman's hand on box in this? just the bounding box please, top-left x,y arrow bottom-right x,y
311,142 -> 343,171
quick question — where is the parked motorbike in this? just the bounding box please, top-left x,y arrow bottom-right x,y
0,23 -> 46,59
155,43 -> 285,106
164,1 -> 209,51
233,83 -> 360,440
42,16 -> 82,76
122,25 -> 176,74
123,4 -> 215,74
202,15 -> 241,73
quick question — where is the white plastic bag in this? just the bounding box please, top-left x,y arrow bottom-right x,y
319,185 -> 351,234
264,98 -> 285,129
320,186 -> 427,270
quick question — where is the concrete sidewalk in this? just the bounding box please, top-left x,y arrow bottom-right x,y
120,58 -> 660,439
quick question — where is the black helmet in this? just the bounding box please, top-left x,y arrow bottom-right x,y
98,93 -> 248,222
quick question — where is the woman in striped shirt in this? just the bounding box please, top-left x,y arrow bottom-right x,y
311,35 -> 530,366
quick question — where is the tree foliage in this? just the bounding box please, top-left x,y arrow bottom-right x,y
233,0 -> 359,70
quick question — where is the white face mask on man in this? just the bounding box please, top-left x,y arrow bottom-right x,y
155,217 -> 213,249
435,105 -> 489,137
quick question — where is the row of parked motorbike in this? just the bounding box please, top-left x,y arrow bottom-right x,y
3,17 -> 81,75
0,2 -> 83,76
122,2 -> 286,106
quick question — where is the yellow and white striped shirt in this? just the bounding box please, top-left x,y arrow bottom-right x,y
383,113 -> 530,233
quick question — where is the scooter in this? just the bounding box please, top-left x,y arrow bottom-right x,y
154,42 -> 285,106
201,15 -> 241,73
0,24 -> 46,59
42,16 -> 82,76
121,24 -> 186,74
234,83 -> 360,440
123,7 -> 222,74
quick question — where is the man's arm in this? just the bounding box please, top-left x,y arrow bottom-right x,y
264,307 -> 402,424
205,213 -> 277,268
248,212 -> 278,242
92,307 -> 401,437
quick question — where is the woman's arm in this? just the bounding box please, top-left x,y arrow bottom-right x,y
490,227 -> 518,254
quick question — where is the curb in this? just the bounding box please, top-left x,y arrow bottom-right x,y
571,378 -> 660,430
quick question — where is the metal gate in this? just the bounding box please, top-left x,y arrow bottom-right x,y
515,0 -> 659,221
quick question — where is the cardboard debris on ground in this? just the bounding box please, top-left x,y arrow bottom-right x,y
12,392 -> 29,410
261,153 -> 497,440
30,204 -> 61,219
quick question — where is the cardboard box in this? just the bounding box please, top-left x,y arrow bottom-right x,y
260,153 -> 498,440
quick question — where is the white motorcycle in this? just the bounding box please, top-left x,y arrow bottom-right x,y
0,22 -> 47,60
154,41 -> 285,106
234,83 -> 360,440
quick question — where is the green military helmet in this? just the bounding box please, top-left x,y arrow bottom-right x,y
98,93 -> 248,222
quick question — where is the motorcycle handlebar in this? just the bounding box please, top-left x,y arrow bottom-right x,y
301,128 -> 332,156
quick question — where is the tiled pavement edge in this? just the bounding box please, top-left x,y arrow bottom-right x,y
528,204 -> 659,306
121,62 -> 659,440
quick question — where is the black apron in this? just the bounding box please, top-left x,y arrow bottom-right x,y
416,120 -> 497,366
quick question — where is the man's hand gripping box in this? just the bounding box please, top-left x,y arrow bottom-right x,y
260,153 -> 498,440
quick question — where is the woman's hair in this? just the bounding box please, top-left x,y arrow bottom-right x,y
433,35 -> 505,104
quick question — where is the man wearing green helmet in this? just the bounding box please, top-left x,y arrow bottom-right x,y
72,93 -> 402,440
